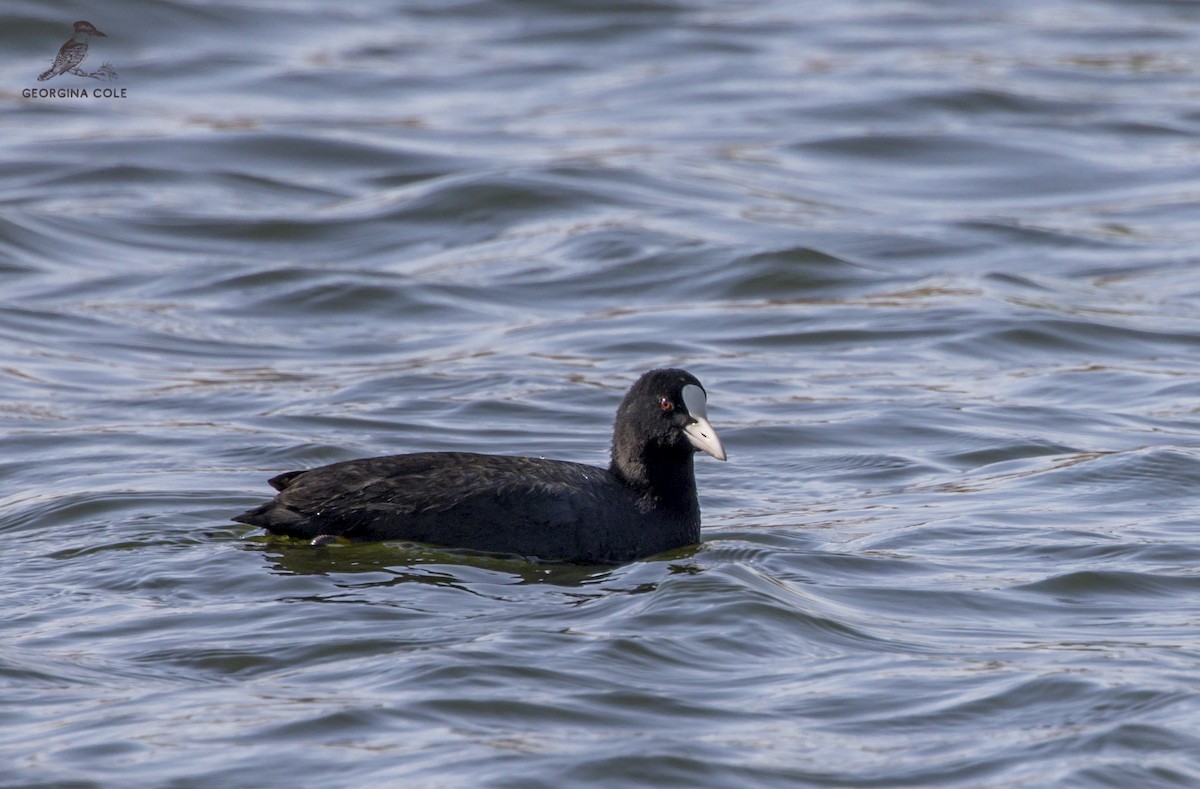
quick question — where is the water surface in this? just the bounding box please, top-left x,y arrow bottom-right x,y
3,1 -> 1200,786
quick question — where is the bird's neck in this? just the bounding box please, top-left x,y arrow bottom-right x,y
610,444 -> 699,512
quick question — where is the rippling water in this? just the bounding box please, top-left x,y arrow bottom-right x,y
4,0 -> 1200,786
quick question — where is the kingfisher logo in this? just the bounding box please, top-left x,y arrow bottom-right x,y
22,20 -> 124,98
36,20 -> 118,82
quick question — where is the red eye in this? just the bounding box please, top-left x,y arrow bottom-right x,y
660,397 -> 674,411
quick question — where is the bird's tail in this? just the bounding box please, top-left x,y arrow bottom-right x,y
37,68 -> 56,81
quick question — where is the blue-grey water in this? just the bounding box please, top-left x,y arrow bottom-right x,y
4,1 -> 1200,786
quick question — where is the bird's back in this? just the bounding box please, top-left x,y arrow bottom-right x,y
234,452 -> 690,563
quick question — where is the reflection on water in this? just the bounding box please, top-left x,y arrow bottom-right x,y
255,537 -> 618,585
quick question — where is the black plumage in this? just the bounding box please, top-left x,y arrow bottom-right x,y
234,368 -> 726,563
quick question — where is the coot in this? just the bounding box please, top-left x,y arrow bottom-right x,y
234,368 -> 726,563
